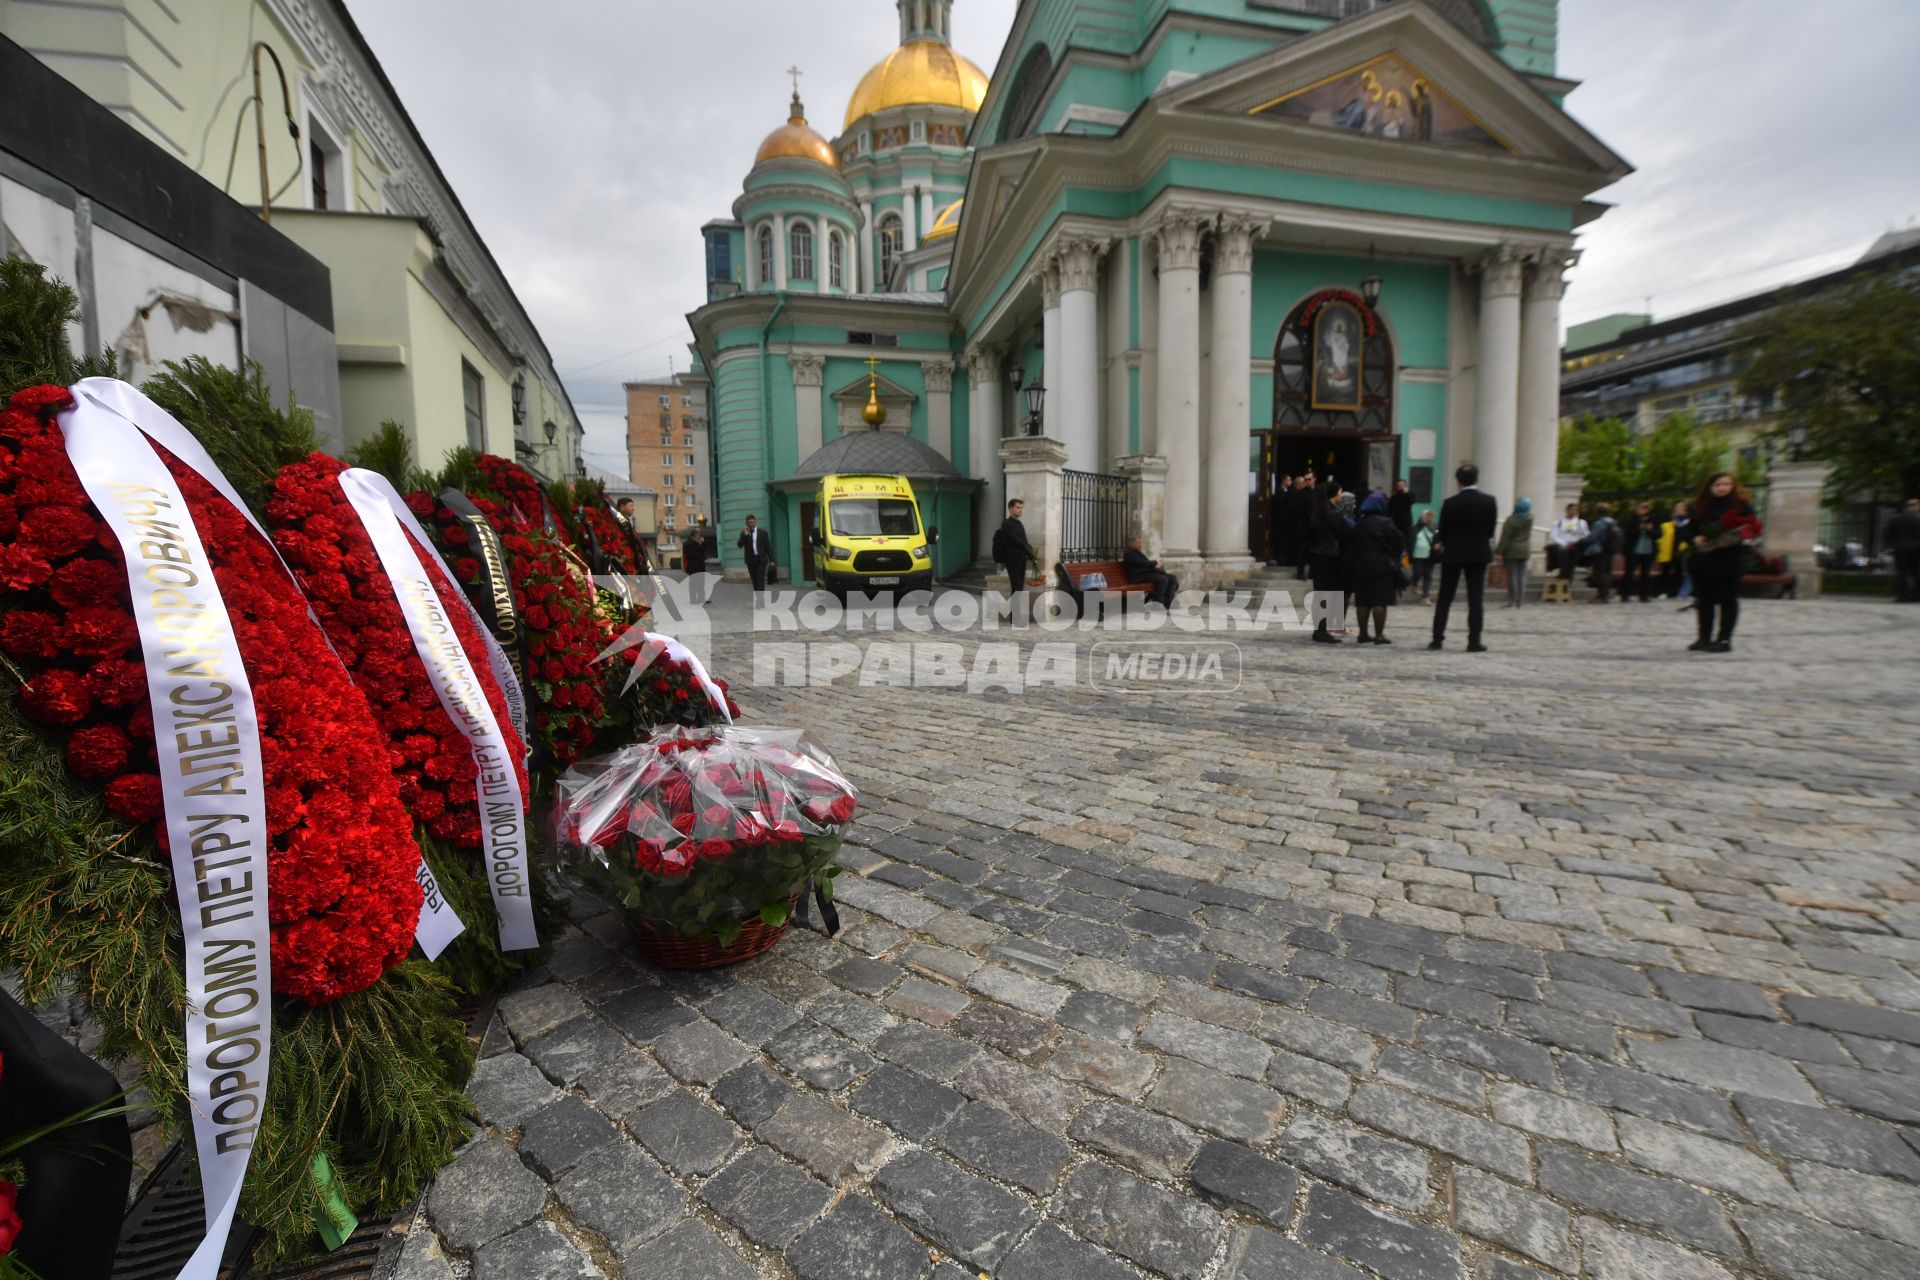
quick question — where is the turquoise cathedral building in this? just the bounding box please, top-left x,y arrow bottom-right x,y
685,0 -> 1628,586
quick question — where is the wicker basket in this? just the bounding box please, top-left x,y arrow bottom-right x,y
624,901 -> 794,969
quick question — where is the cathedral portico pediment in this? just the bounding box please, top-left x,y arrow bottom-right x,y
1164,1 -> 1627,177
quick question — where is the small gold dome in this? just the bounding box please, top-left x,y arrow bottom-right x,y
755,92 -> 838,169
921,198 -> 963,242
844,40 -> 988,130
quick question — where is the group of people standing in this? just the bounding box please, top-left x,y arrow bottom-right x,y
1275,466 -> 1764,653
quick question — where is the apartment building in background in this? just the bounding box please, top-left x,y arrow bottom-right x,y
625,375 -> 710,568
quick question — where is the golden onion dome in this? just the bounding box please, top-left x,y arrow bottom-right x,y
755,91 -> 838,169
921,198 -> 963,242
844,39 -> 988,129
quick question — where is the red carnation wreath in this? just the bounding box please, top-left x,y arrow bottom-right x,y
0,386 -> 422,1004
574,498 -> 640,576
407,484 -> 612,776
264,453 -> 530,847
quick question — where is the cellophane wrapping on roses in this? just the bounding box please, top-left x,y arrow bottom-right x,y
553,725 -> 857,939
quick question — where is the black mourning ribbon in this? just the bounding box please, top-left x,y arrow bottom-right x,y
793,876 -> 841,936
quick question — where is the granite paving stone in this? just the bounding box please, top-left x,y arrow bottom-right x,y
470,1221 -> 602,1280
757,1090 -> 893,1181
653,1018 -> 755,1086
698,1145 -> 834,1249
523,1016 -> 631,1086
1452,1167 -> 1576,1274
934,1100 -> 1071,1193
848,1062 -> 967,1139
787,1192 -> 932,1280
425,1138 -> 546,1251
1279,1110 -> 1435,1210
997,1222 -> 1139,1280
871,1149 -> 1036,1272
1299,1184 -> 1463,1280
1069,1100 -> 1208,1182
516,1096 -> 619,1180
1732,1204 -> 1920,1280
1575,1218 -> 1735,1280
1146,1056 -> 1290,1144
1191,1136 -> 1302,1226
1733,1092 -> 1920,1178
1220,1227 -> 1369,1280
552,1140 -> 684,1253
618,1219 -> 757,1279
465,1051 -> 560,1129
1537,1146 -> 1742,1256
1054,1162 -> 1224,1280
629,1088 -> 743,1176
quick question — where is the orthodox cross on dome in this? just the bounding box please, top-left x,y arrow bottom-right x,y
787,65 -> 804,96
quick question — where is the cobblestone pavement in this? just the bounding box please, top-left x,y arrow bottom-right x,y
396,597 -> 1920,1280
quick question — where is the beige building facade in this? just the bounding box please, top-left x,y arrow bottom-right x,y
625,376 -> 711,566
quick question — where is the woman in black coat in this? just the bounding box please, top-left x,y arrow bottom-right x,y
1346,490 -> 1407,644
1687,472 -> 1759,653
1307,481 -> 1353,644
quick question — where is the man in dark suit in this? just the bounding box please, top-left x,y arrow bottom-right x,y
737,514 -> 771,593
1428,462 -> 1498,652
993,498 -> 1034,621
1121,535 -> 1178,607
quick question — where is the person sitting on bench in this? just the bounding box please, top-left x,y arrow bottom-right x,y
1122,535 -> 1179,607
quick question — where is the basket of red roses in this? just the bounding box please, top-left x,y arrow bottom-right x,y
554,726 -> 856,968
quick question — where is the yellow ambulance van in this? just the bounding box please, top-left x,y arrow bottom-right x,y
810,473 -> 933,597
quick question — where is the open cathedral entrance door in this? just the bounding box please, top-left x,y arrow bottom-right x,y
1249,430 -> 1274,565
1270,433 -> 1399,499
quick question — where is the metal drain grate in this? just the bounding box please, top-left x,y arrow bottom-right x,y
111,993 -> 496,1278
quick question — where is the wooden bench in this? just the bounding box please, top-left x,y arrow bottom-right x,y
1055,560 -> 1154,619
1600,553 -> 1797,599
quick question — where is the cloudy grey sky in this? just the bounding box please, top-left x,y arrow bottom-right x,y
345,0 -> 1920,477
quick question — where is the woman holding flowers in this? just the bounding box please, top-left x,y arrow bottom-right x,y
1687,472 -> 1761,653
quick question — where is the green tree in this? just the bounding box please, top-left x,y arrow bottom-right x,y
1739,272 -> 1920,498
1557,411 -> 1735,495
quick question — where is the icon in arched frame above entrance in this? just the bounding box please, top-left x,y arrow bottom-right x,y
1275,288 -> 1393,434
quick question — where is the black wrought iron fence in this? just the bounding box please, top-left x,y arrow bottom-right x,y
1061,469 -> 1134,561
1818,498 -> 1902,570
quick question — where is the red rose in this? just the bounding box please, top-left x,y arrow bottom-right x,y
827,794 -> 858,824
0,1178 -> 21,1254
669,811 -> 696,836
20,668 -> 90,724
695,837 -> 734,860
105,773 -> 164,824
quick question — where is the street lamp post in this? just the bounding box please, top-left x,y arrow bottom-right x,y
1023,383 -> 1045,436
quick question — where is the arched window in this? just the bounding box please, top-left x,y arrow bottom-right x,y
790,222 -> 814,282
757,225 -> 774,287
829,231 -> 845,290
999,44 -> 1053,143
877,214 -> 903,287
1272,289 -> 1395,433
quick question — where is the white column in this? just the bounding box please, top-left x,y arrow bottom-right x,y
903,189 -> 919,252
1154,207 -> 1209,572
1472,242 -> 1524,508
921,188 -> 935,235
859,200 -> 875,293
922,358 -> 955,461
790,353 -> 824,461
1137,234 -> 1159,455
966,346 -> 1003,557
1056,234 -> 1107,474
816,216 -> 830,290
1041,260 -> 1062,443
774,213 -> 789,290
1204,212 -> 1265,582
1104,246 -> 1131,466
1516,248 -> 1573,560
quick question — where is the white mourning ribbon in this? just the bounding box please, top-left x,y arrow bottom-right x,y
339,469 -> 537,952
59,392 -> 271,1280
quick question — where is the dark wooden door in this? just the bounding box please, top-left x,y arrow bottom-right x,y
1248,430 -> 1274,564
802,502 -> 817,583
